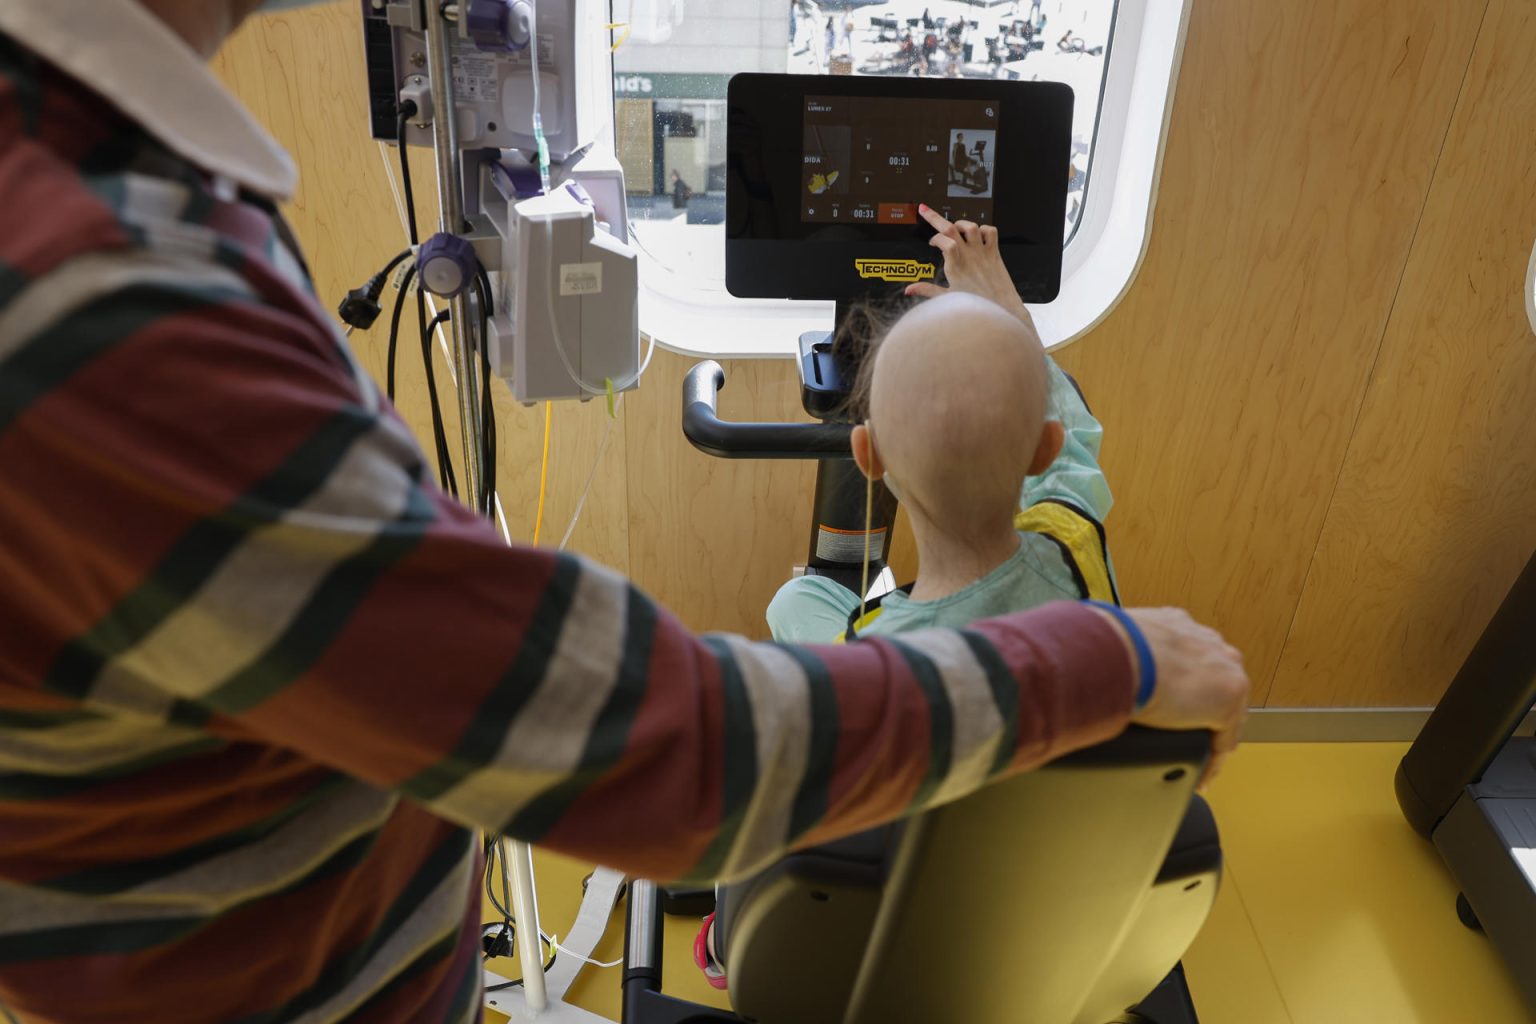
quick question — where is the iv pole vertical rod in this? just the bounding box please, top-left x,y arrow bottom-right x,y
423,5 -> 546,1014
505,839 -> 548,1012
424,0 -> 486,509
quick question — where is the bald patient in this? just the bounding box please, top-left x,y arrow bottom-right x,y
856,292 -> 1064,601
767,252 -> 1115,642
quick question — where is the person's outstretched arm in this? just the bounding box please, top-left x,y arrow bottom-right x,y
1023,359 -> 1113,521
1,271 -> 1153,884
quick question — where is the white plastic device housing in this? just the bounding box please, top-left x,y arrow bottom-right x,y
492,183 -> 639,404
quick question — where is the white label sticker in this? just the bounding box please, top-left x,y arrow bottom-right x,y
505,34 -> 557,68
450,53 -> 499,103
815,526 -> 888,564
559,262 -> 603,297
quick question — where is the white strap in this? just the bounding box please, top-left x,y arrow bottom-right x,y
543,867 -> 627,998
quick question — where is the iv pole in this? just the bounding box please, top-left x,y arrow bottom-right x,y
422,4 -> 548,1013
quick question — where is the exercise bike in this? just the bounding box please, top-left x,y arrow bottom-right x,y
617,73 -> 1220,1024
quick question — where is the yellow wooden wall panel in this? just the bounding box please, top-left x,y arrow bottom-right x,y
216,0 -> 1536,700
623,350 -> 816,637
1269,0 -> 1536,706
1052,0 -> 1488,704
490,390 -> 633,571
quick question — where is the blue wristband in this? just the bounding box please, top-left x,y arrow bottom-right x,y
1086,601 -> 1157,711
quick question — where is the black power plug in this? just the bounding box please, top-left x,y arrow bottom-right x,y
481,922 -> 514,959
337,247 -> 414,332
337,286 -> 383,330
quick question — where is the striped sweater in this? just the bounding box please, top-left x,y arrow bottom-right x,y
0,34 -> 1133,1024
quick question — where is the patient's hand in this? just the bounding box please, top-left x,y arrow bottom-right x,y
909,204 -> 1035,334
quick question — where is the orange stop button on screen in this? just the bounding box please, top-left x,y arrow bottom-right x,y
877,203 -> 916,224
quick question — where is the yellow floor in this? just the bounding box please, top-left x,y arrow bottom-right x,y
487,743 -> 1534,1023
1186,743 -> 1531,1024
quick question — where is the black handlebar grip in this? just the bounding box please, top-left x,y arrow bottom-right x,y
681,361 -> 853,460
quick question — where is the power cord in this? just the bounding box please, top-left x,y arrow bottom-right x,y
338,238 -> 471,506
420,302 -> 459,498
397,95 -> 489,508
473,272 -> 498,517
483,835 -> 515,923
397,101 -> 421,247
398,97 -> 462,495
385,262 -> 417,402
335,179 -> 459,500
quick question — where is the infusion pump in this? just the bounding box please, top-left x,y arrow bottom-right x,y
361,0 -> 640,404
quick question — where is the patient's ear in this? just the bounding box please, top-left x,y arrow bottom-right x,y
1028,420 -> 1066,476
852,423 -> 884,481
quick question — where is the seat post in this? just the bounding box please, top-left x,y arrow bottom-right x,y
622,879 -> 746,1024
798,298 -> 900,593
621,880 -> 664,1019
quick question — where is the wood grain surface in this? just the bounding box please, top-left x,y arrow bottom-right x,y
1269,0 -> 1536,705
214,0 -> 1536,702
1052,0 -> 1499,703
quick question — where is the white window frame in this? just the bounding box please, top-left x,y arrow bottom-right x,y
1526,236 -> 1536,337
619,0 -> 1194,358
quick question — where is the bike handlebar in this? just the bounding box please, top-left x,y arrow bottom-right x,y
682,360 -> 853,461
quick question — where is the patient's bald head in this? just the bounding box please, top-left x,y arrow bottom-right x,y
851,293 -> 1062,537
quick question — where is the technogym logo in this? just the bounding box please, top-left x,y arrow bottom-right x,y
853,259 -> 936,284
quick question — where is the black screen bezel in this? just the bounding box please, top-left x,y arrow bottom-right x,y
725,74 -> 1074,303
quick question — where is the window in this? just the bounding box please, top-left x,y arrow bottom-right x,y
611,0 -> 1187,356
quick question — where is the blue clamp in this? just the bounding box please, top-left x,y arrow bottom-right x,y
417,232 -> 481,299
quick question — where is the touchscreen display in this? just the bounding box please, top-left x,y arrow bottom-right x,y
801,94 -> 1000,228
727,73 -> 1072,301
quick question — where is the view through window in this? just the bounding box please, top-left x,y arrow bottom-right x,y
614,0 -> 1117,296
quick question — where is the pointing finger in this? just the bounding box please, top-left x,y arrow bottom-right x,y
917,203 -> 955,235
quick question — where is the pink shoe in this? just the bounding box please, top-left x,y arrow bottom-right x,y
693,912 -> 729,990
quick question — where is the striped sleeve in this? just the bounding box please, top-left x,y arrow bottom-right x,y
0,274 -> 1135,886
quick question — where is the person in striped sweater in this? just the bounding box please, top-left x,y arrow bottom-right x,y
0,1 -> 1249,1021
